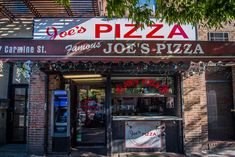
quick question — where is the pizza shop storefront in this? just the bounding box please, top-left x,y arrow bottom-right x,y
0,38 -> 235,156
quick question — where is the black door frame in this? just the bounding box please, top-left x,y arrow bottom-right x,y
7,84 -> 28,143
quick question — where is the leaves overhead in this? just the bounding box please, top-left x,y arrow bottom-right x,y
56,0 -> 70,7
57,0 -> 235,28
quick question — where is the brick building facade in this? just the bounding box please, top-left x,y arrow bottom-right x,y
182,23 -> 235,155
0,18 -> 234,157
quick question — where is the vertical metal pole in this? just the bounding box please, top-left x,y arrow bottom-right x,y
105,74 -> 112,156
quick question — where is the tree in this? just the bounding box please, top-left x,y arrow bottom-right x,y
57,0 -> 235,28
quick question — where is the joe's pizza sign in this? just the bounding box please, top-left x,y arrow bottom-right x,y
0,40 -> 234,62
34,18 -> 196,40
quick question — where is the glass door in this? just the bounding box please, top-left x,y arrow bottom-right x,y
9,86 -> 28,143
76,86 -> 106,145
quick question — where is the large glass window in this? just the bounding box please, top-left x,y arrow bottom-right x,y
13,65 -> 29,84
0,62 -> 9,99
111,77 -> 176,116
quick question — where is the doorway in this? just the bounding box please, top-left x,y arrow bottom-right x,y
76,85 -> 106,146
206,67 -> 235,140
7,85 -> 28,143
63,74 -> 108,155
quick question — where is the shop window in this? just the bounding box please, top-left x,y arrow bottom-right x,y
208,32 -> 229,41
12,65 -> 29,84
0,62 -> 10,99
111,77 -> 176,116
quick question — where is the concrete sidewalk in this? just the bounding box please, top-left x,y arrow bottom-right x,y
1,144 -> 235,157
112,152 -> 186,157
190,149 -> 235,157
46,152 -> 186,157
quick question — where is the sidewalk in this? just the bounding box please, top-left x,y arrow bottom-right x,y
1,144 -> 235,157
0,144 -> 27,157
112,152 -> 186,157
190,149 -> 235,157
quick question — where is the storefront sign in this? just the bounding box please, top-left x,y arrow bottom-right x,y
34,18 -> 196,40
0,40 -> 234,62
125,121 -> 165,148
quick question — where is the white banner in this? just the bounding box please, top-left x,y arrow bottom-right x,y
125,121 -> 165,148
34,18 -> 196,40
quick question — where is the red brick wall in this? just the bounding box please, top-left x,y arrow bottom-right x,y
183,72 -> 208,154
197,21 -> 235,41
28,67 -> 46,155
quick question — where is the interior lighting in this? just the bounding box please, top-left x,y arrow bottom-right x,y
72,78 -> 105,82
63,74 -> 102,79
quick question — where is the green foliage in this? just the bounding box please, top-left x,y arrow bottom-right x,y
154,0 -> 235,28
57,0 -> 235,28
56,0 -> 70,7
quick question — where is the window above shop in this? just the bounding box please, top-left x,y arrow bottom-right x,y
208,32 -> 229,41
137,0 -> 156,14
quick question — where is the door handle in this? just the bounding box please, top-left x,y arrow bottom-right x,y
10,112 -> 13,122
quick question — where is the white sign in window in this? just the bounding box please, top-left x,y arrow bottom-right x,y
125,121 -> 165,149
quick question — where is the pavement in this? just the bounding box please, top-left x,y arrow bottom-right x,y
190,149 -> 235,157
0,144 -> 235,157
0,144 -> 27,157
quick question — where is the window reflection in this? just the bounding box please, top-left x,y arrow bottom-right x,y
112,77 -> 176,116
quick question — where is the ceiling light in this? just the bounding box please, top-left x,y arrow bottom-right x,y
111,77 -> 158,80
72,78 -> 105,82
63,74 -> 102,79
0,74 -> 3,77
